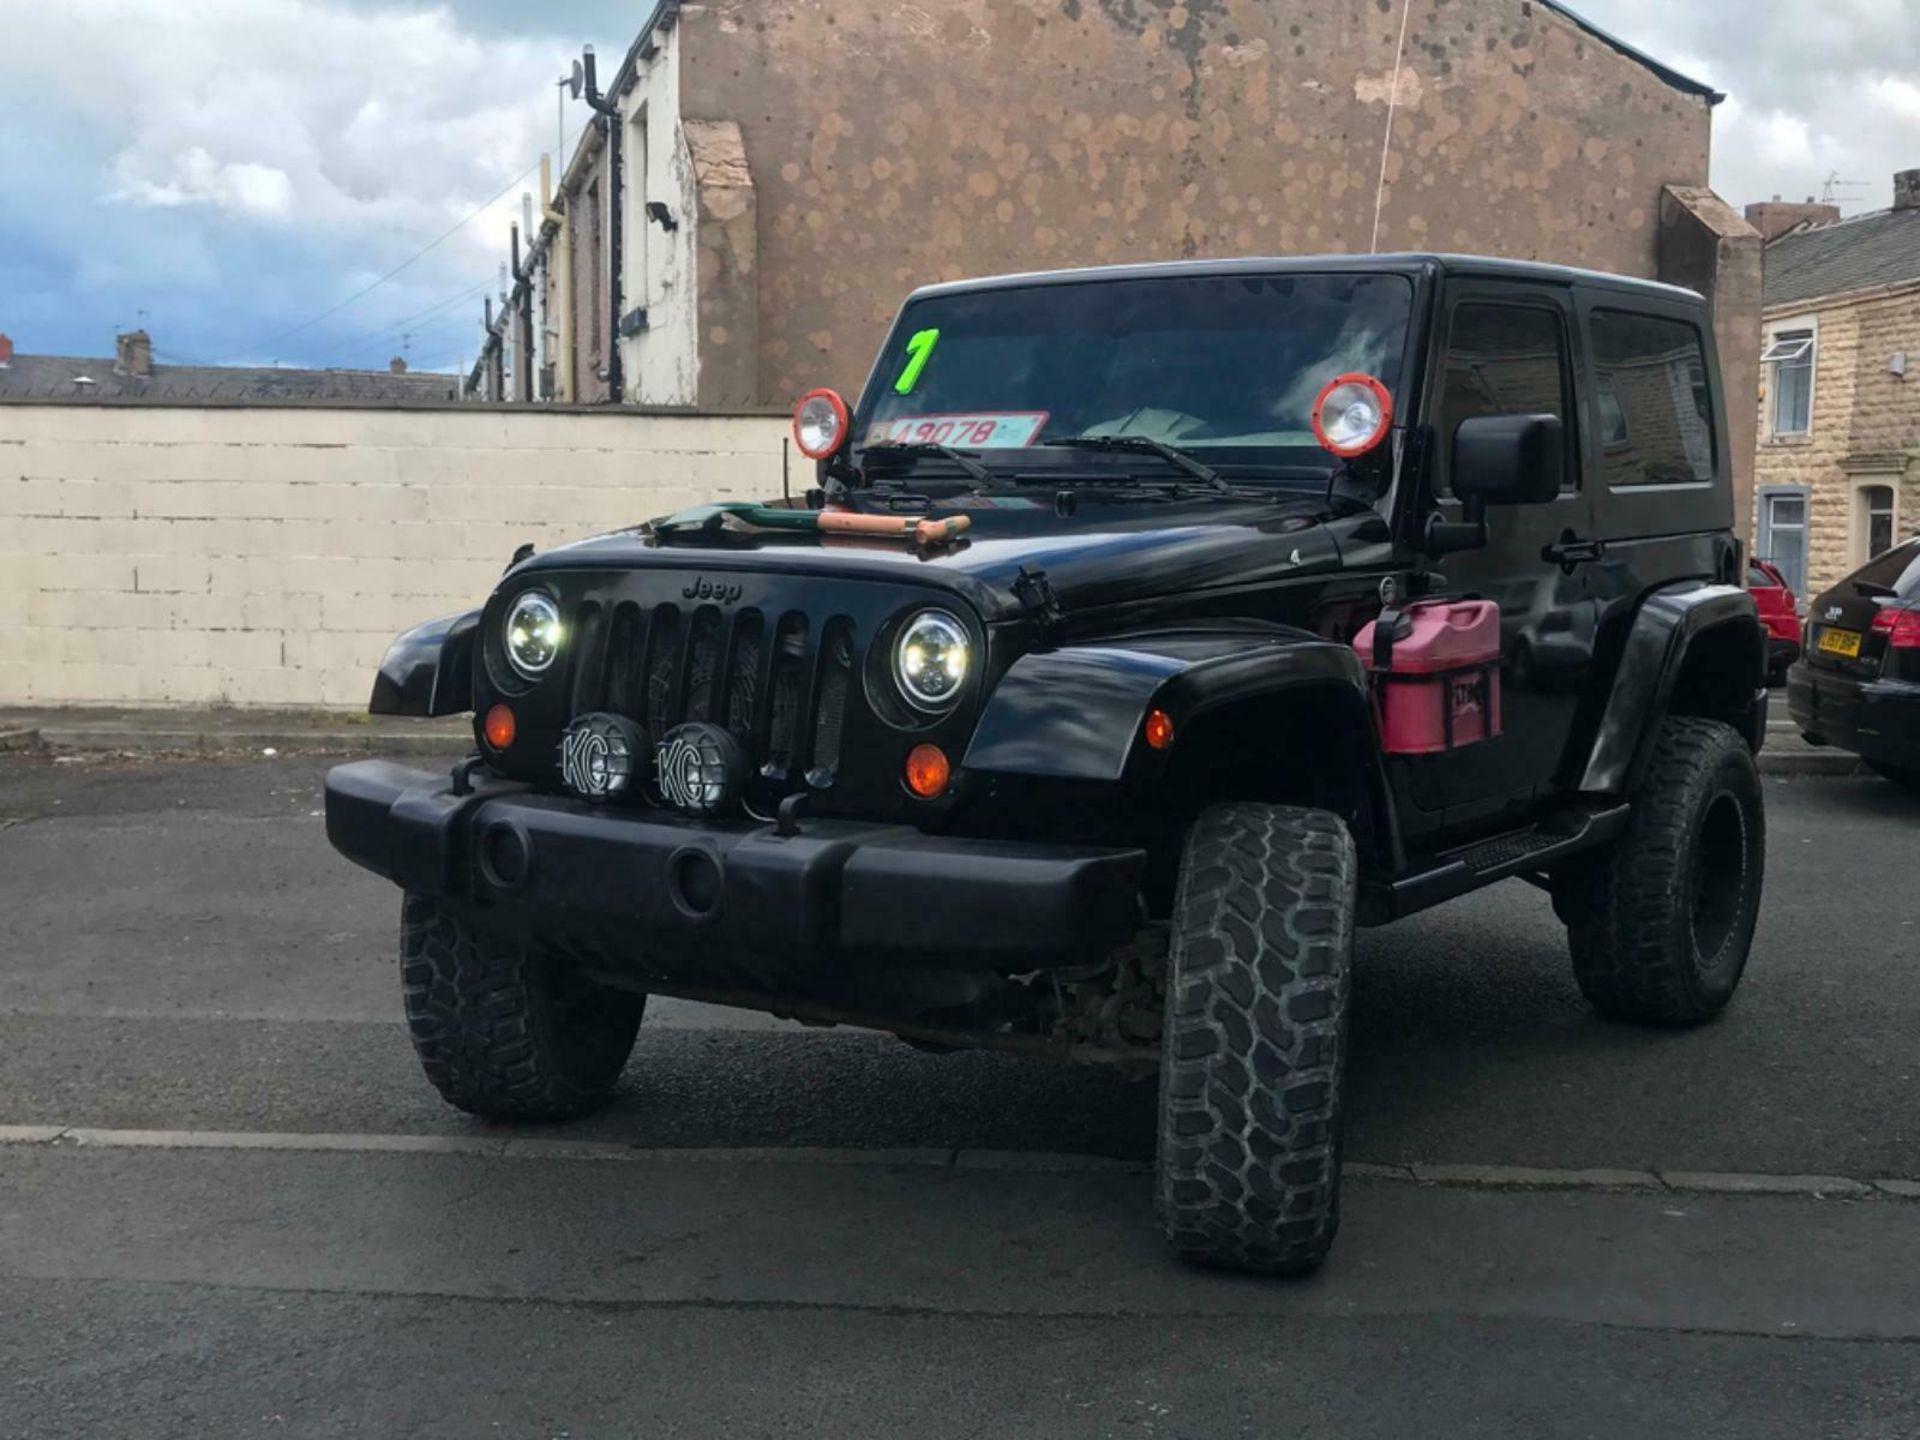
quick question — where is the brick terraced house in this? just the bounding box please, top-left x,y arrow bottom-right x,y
1752,170 -> 1920,599
464,0 -> 1766,526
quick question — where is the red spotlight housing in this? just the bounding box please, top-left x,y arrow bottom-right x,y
1311,374 -> 1394,460
793,388 -> 851,461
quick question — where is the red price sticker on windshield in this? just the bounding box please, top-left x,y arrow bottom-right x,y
869,412 -> 1048,449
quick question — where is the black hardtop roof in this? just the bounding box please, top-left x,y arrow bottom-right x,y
906,254 -> 1707,310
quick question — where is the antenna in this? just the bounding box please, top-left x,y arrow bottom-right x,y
1821,170 -> 1870,207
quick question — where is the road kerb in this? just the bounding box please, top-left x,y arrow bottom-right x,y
1411,1163 -> 1664,1191
0,1125 -> 69,1144
1659,1171 -> 1874,1198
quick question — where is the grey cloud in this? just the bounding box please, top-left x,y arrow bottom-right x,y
1573,0 -> 1920,213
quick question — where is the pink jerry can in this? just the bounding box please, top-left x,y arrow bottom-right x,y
1352,600 -> 1503,755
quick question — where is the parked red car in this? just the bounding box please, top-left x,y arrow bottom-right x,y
1749,558 -> 1802,685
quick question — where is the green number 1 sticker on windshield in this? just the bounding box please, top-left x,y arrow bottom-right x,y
894,328 -> 941,395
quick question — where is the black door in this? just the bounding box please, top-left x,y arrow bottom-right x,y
1404,283 -> 1599,827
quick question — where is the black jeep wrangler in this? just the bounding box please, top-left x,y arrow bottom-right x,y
327,255 -> 1769,1276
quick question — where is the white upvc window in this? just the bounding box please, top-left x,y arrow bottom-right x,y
1762,320 -> 1816,438
1856,480 -> 1899,565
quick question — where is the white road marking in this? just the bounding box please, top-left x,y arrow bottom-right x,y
0,1124 -> 1914,1198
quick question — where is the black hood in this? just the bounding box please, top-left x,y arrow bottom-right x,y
509,494 -> 1351,622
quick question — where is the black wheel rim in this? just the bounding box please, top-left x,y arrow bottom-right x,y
1689,789 -> 1748,970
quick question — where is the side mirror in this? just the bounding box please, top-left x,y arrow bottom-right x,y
1426,414 -> 1565,555
1454,414 -> 1565,507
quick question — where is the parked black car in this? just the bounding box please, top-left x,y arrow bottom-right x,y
1789,537 -> 1920,788
326,255 -> 1770,1277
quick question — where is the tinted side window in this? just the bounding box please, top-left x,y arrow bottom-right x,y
1438,303 -> 1571,495
1590,310 -> 1715,488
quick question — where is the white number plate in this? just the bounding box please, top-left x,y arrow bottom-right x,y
869,412 -> 1049,449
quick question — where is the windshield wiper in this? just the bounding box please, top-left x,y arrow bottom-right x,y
864,442 -> 1004,490
1041,435 -> 1230,493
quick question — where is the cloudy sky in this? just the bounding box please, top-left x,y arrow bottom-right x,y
0,0 -> 1912,374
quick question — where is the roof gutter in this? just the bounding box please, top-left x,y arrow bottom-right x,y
1538,0 -> 1724,104
606,0 -> 681,101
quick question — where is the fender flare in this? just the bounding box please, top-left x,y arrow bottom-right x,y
963,629 -> 1399,863
370,610 -> 481,717
1578,581 -> 1766,795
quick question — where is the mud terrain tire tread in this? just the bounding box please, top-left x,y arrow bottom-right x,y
401,893 -> 644,1120
1564,717 -> 1764,1028
1157,803 -> 1357,1278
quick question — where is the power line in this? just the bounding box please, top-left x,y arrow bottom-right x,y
296,279 -> 492,365
222,158 -> 541,362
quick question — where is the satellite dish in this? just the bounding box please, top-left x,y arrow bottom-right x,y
568,59 -> 584,101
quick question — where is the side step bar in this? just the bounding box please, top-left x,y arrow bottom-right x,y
1359,803 -> 1631,926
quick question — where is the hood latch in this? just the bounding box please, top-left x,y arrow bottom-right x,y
1013,565 -> 1065,632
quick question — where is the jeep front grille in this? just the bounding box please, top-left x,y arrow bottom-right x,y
568,599 -> 860,787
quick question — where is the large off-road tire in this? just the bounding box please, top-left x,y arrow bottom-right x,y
400,894 -> 644,1120
1156,804 -> 1357,1278
1560,717 -> 1765,1028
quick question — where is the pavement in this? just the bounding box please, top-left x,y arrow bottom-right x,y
1,749 -> 1917,1437
0,705 -> 470,758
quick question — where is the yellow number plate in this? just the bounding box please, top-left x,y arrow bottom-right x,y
1818,627 -> 1863,659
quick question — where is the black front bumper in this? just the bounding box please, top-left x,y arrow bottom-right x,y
1787,663 -> 1920,770
325,762 -> 1146,985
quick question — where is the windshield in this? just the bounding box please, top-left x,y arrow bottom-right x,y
857,271 -> 1414,483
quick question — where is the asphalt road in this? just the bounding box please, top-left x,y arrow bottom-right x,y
2,750 -> 1917,1437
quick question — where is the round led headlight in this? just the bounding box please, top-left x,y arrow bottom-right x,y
503,592 -> 562,679
893,609 -> 971,712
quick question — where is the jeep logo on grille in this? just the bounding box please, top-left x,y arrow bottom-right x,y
682,577 -> 744,605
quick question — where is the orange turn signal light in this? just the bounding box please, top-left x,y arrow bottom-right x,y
904,743 -> 951,799
1144,708 -> 1177,751
483,704 -> 517,751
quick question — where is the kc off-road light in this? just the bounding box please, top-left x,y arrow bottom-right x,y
1311,373 -> 1394,459
504,592 -> 562,678
654,722 -> 748,817
792,387 -> 850,460
893,609 -> 970,711
559,713 -> 649,803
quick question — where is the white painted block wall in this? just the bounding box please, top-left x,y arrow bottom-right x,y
0,404 -> 791,709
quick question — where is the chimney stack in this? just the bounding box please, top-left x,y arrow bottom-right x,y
389,356 -> 409,374
1744,199 -> 1842,242
1895,169 -> 1920,213
114,329 -> 153,378
0,333 -> 13,368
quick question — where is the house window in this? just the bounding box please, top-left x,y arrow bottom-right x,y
1762,328 -> 1814,437
1859,483 -> 1897,563
1758,486 -> 1811,599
